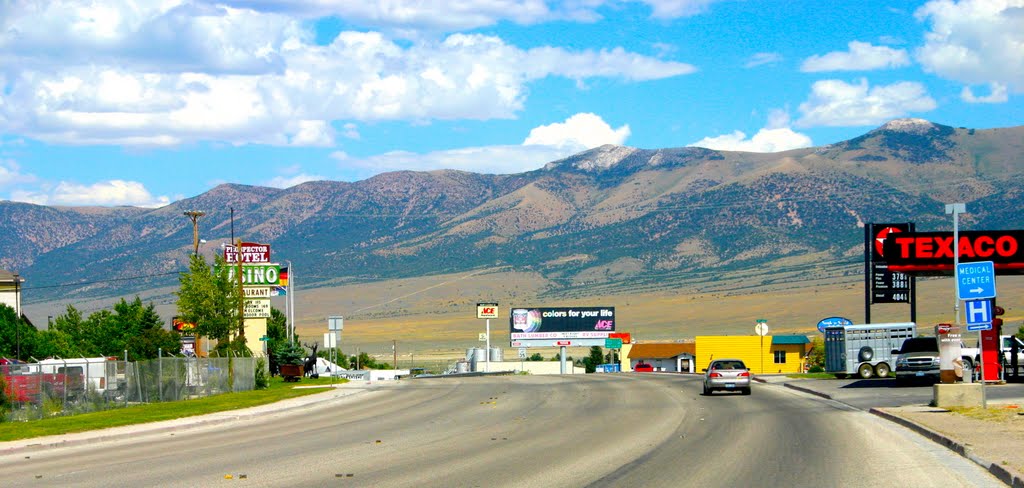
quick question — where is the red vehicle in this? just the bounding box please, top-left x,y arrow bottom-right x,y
633,361 -> 654,372
1,359 -> 73,403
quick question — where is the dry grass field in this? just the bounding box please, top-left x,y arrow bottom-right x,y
25,266 -> 1024,369
288,267 -> 1024,364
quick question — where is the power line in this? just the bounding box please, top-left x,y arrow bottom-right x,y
21,270 -> 184,291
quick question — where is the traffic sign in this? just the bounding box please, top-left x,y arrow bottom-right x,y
816,316 -> 853,333
967,323 -> 993,331
605,338 -> 622,349
518,348 -> 527,359
258,335 -> 269,341
957,261 -> 996,300
556,340 -> 571,346
965,299 -> 993,327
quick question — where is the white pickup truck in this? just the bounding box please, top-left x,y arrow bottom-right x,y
1002,335 -> 1024,369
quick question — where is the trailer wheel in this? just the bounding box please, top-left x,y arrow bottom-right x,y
874,363 -> 890,378
857,363 -> 874,379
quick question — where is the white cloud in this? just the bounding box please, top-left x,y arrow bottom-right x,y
523,113 -> 630,149
0,161 -> 37,187
12,180 -> 172,207
689,128 -> 812,153
690,111 -> 813,153
0,2 -> 694,148
639,0 -> 722,19
915,0 -> 1024,93
264,173 -> 324,188
961,83 -> 1009,103
800,41 -> 911,72
744,52 -> 783,68
333,145 -> 575,177
796,78 -> 937,127
333,113 -> 629,176
207,0 -> 720,32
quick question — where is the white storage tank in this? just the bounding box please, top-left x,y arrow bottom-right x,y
489,347 -> 503,362
468,348 -> 486,371
455,360 -> 470,374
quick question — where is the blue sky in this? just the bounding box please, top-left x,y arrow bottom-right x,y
0,0 -> 1021,207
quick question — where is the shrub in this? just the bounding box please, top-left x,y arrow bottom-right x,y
254,358 -> 269,390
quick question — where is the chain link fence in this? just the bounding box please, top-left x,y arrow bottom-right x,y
1,353 -> 258,422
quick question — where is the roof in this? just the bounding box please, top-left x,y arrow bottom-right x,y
772,335 -> 810,345
628,342 -> 695,359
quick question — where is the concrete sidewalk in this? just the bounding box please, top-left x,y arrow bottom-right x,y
765,376 -> 1024,488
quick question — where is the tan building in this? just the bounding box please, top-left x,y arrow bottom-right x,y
627,343 -> 697,373
0,269 -> 23,317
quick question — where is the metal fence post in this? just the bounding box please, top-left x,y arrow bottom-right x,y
124,350 -> 129,408
158,348 -> 162,403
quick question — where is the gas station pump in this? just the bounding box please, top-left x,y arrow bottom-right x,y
980,327 -> 1001,382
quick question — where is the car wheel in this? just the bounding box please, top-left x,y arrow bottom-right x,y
702,384 -> 711,395
741,387 -> 751,395
858,363 -> 874,379
874,363 -> 890,378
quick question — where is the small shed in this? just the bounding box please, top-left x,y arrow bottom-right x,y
627,343 -> 696,373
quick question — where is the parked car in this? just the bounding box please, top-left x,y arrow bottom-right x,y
702,359 -> 751,395
633,361 -> 654,372
892,336 -> 977,385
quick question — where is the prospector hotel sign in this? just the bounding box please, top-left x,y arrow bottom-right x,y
220,242 -> 278,318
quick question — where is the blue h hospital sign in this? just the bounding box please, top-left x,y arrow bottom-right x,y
966,299 -> 992,326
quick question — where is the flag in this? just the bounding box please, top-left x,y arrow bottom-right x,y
271,286 -> 287,296
278,267 -> 288,287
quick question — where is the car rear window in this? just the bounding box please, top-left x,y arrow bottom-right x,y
712,361 -> 746,370
899,338 -> 938,353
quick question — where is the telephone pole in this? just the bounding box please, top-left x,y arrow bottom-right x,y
183,210 -> 206,256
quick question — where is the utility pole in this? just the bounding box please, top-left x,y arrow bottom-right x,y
183,210 -> 206,256
393,340 -> 397,370
13,273 -> 20,361
236,237 -> 245,338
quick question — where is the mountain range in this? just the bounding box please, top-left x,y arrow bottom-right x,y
5,118 -> 1023,306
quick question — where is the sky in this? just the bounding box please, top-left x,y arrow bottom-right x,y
0,0 -> 1021,208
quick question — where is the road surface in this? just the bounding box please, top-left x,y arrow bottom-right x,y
0,374 -> 1003,487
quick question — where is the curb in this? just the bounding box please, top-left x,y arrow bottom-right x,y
869,408 -> 1024,488
0,385 -> 370,456
782,382 -> 833,400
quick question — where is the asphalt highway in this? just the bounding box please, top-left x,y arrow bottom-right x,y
0,374 -> 1004,487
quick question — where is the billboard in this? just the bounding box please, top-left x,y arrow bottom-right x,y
882,230 -> 1024,273
509,306 -> 615,340
866,222 -> 912,304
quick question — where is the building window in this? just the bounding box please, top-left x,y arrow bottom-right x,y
774,350 -> 786,364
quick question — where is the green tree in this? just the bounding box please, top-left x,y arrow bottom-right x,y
0,304 -> 38,360
175,254 -> 241,344
807,336 -> 825,372
33,305 -> 87,358
527,353 -> 544,361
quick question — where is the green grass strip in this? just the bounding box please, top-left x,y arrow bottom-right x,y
0,376 -> 346,442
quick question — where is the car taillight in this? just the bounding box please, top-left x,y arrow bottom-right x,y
710,372 -> 723,378
738,371 -> 750,377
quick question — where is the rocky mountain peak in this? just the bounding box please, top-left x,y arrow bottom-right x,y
543,144 -> 638,172
874,118 -> 940,135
